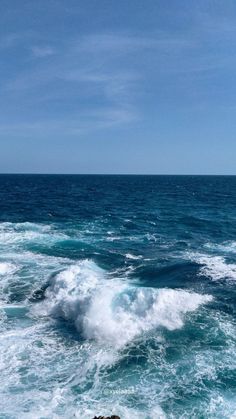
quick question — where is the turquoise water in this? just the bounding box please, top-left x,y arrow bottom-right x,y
0,175 -> 236,418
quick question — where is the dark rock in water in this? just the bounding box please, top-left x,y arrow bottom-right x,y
29,282 -> 49,302
92,416 -> 120,419
29,270 -> 61,302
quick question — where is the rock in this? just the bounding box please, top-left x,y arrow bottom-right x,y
92,416 -> 120,419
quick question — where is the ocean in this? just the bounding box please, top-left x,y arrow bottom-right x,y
0,174 -> 236,419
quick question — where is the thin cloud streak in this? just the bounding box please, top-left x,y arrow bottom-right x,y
0,105 -> 137,137
31,46 -> 56,58
1,20 -> 236,138
75,33 -> 194,53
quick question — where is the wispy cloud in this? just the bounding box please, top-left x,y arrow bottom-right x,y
0,31 -> 36,50
2,32 -> 149,132
1,20 -> 236,139
0,33 -> 23,50
76,33 -> 193,53
0,104 -> 137,137
2,31 -> 193,97
31,46 -> 56,58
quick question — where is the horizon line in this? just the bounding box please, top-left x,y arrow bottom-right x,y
0,173 -> 235,176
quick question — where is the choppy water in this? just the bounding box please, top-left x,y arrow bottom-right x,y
0,175 -> 236,419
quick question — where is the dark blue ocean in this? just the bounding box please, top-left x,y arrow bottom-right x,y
0,175 -> 236,419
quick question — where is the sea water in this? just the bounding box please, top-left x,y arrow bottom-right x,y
0,174 -> 235,418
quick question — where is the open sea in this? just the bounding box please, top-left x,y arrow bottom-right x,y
0,174 -> 236,419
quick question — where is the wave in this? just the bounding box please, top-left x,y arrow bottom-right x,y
125,253 -> 142,260
34,260 -> 213,349
188,253 -> 236,281
0,262 -> 17,276
0,221 -> 66,247
205,241 -> 236,254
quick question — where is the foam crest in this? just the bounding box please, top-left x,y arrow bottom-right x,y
37,260 -> 212,349
0,262 -> 17,276
189,253 -> 236,281
125,253 -> 142,260
205,241 -> 236,254
0,221 -> 65,247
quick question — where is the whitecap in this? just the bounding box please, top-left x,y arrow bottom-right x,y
205,241 -> 236,254
0,221 -> 66,247
125,253 -> 142,260
188,253 -> 236,281
34,260 -> 213,349
0,262 -> 17,276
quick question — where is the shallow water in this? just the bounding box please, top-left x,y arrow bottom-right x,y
0,175 -> 236,418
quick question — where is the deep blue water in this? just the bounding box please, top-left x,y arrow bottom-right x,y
0,175 -> 236,418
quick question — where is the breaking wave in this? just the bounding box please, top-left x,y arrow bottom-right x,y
188,253 -> 236,281
35,260 -> 213,349
0,262 -> 17,276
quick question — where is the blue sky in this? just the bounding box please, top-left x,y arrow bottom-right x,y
0,0 -> 236,174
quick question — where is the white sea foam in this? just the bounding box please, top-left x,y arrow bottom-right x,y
35,260 -> 212,349
125,253 -> 142,260
0,221 -> 66,247
205,241 -> 236,254
0,262 -> 17,276
188,253 -> 236,281
0,250 -> 71,304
